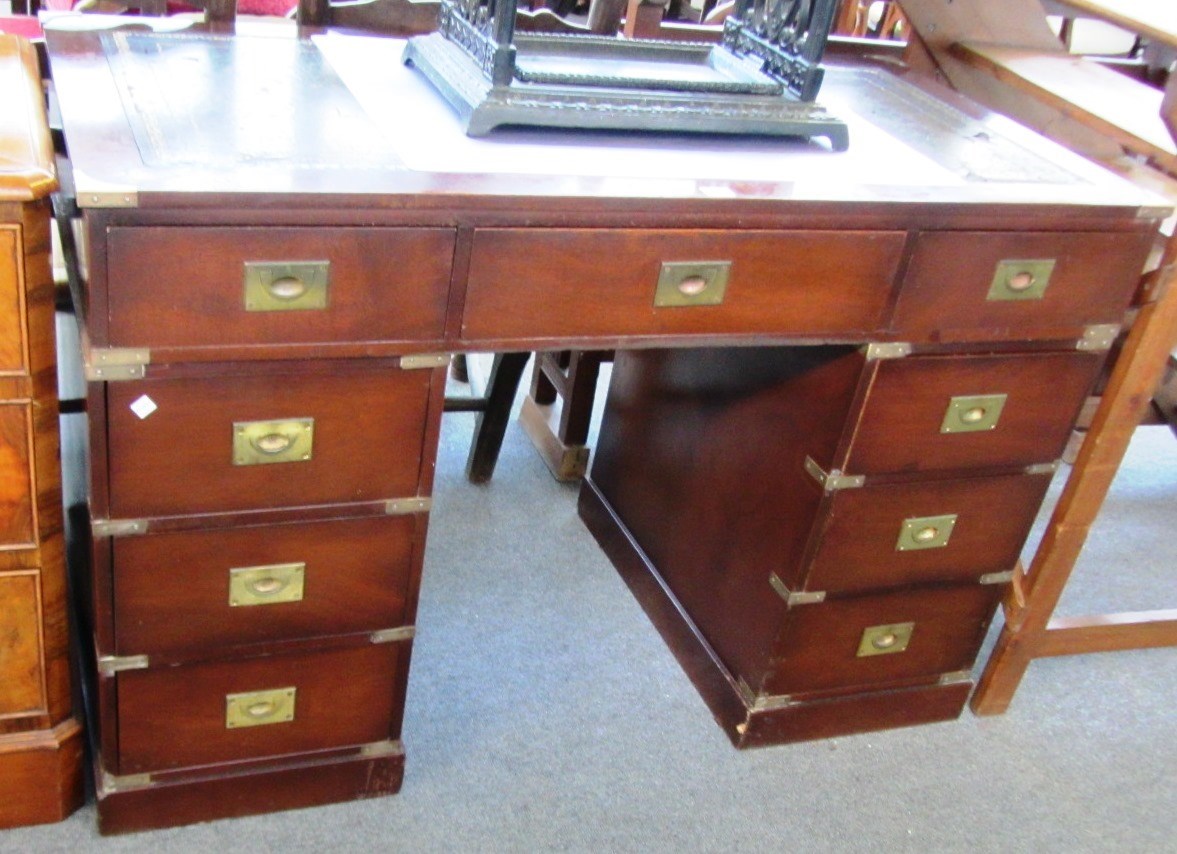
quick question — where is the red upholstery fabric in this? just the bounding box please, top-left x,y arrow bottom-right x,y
0,15 -> 44,37
40,0 -> 296,15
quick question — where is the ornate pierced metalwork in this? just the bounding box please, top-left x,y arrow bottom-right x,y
404,0 -> 846,143
722,0 -> 839,101
439,0 -> 517,85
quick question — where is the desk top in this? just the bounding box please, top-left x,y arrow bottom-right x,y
1050,0 -> 1177,49
45,20 -> 1167,224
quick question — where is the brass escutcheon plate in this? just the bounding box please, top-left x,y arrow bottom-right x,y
940,394 -> 1007,434
896,513 -> 958,551
986,258 -> 1055,301
243,261 -> 329,312
654,261 -> 731,307
229,562 -> 306,607
232,418 -> 314,466
857,622 -> 915,657
225,687 -> 297,728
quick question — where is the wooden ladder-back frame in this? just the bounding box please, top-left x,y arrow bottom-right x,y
896,0 -> 1177,714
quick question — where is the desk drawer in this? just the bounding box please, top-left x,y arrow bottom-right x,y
0,402 -> 33,545
105,362 -> 432,518
763,583 -> 1000,697
463,229 -> 905,341
893,230 -> 1151,341
834,351 -> 1102,475
797,470 -> 1052,595
114,642 -> 403,774
105,227 -> 455,349
112,516 -> 420,660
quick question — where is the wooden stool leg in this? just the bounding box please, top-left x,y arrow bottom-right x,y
556,351 -> 605,447
529,351 -> 565,406
465,352 -> 530,484
520,349 -> 610,482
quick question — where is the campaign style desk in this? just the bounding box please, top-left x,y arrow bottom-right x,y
45,24 -> 1167,833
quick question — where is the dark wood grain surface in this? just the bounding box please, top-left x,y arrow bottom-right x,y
45,26 -> 1165,216
112,515 -> 419,660
104,360 -> 433,518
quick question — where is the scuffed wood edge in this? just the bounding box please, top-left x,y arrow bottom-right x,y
0,35 -> 58,202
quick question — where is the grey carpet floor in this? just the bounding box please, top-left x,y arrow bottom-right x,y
3,373 -> 1174,853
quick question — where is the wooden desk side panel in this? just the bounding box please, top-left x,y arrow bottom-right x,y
591,346 -> 866,685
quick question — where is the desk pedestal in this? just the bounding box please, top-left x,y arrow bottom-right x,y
582,346 -> 1101,745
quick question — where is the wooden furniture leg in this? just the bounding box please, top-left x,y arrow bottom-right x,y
520,350 -> 611,481
462,352 -> 530,484
1153,352 -> 1177,432
971,238 -> 1177,715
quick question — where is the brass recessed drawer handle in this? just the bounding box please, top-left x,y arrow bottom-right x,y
941,394 -> 1007,434
896,514 -> 958,551
872,632 -> 900,650
229,562 -> 306,607
987,258 -> 1055,301
857,622 -> 915,657
225,687 -> 296,728
1005,271 -> 1036,292
253,432 -> 295,455
654,261 -> 731,307
249,577 -> 286,595
266,275 -> 309,301
243,261 -> 329,312
233,418 -> 314,466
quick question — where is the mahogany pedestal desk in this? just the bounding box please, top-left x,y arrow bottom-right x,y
0,35 -> 85,829
44,23 -> 1168,833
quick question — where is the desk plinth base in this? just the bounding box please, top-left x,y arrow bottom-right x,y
403,33 -> 849,149
93,746 -> 404,835
578,479 -> 971,747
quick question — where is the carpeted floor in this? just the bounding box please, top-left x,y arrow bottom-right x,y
3,361 -> 1174,853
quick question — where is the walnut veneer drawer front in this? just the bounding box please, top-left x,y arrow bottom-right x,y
105,227 -> 455,348
835,351 -> 1103,475
762,584 -> 1001,697
797,471 -> 1052,595
0,403 -> 33,545
105,363 -> 431,518
893,230 -> 1152,340
112,516 -> 419,659
463,229 -> 906,340
115,643 -> 402,773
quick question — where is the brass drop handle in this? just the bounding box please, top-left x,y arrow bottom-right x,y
677,275 -> 709,297
959,406 -> 987,424
251,431 -> 296,456
1006,270 -> 1036,292
265,275 -> 309,301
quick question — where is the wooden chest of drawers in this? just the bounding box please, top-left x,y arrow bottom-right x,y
0,36 -> 84,829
